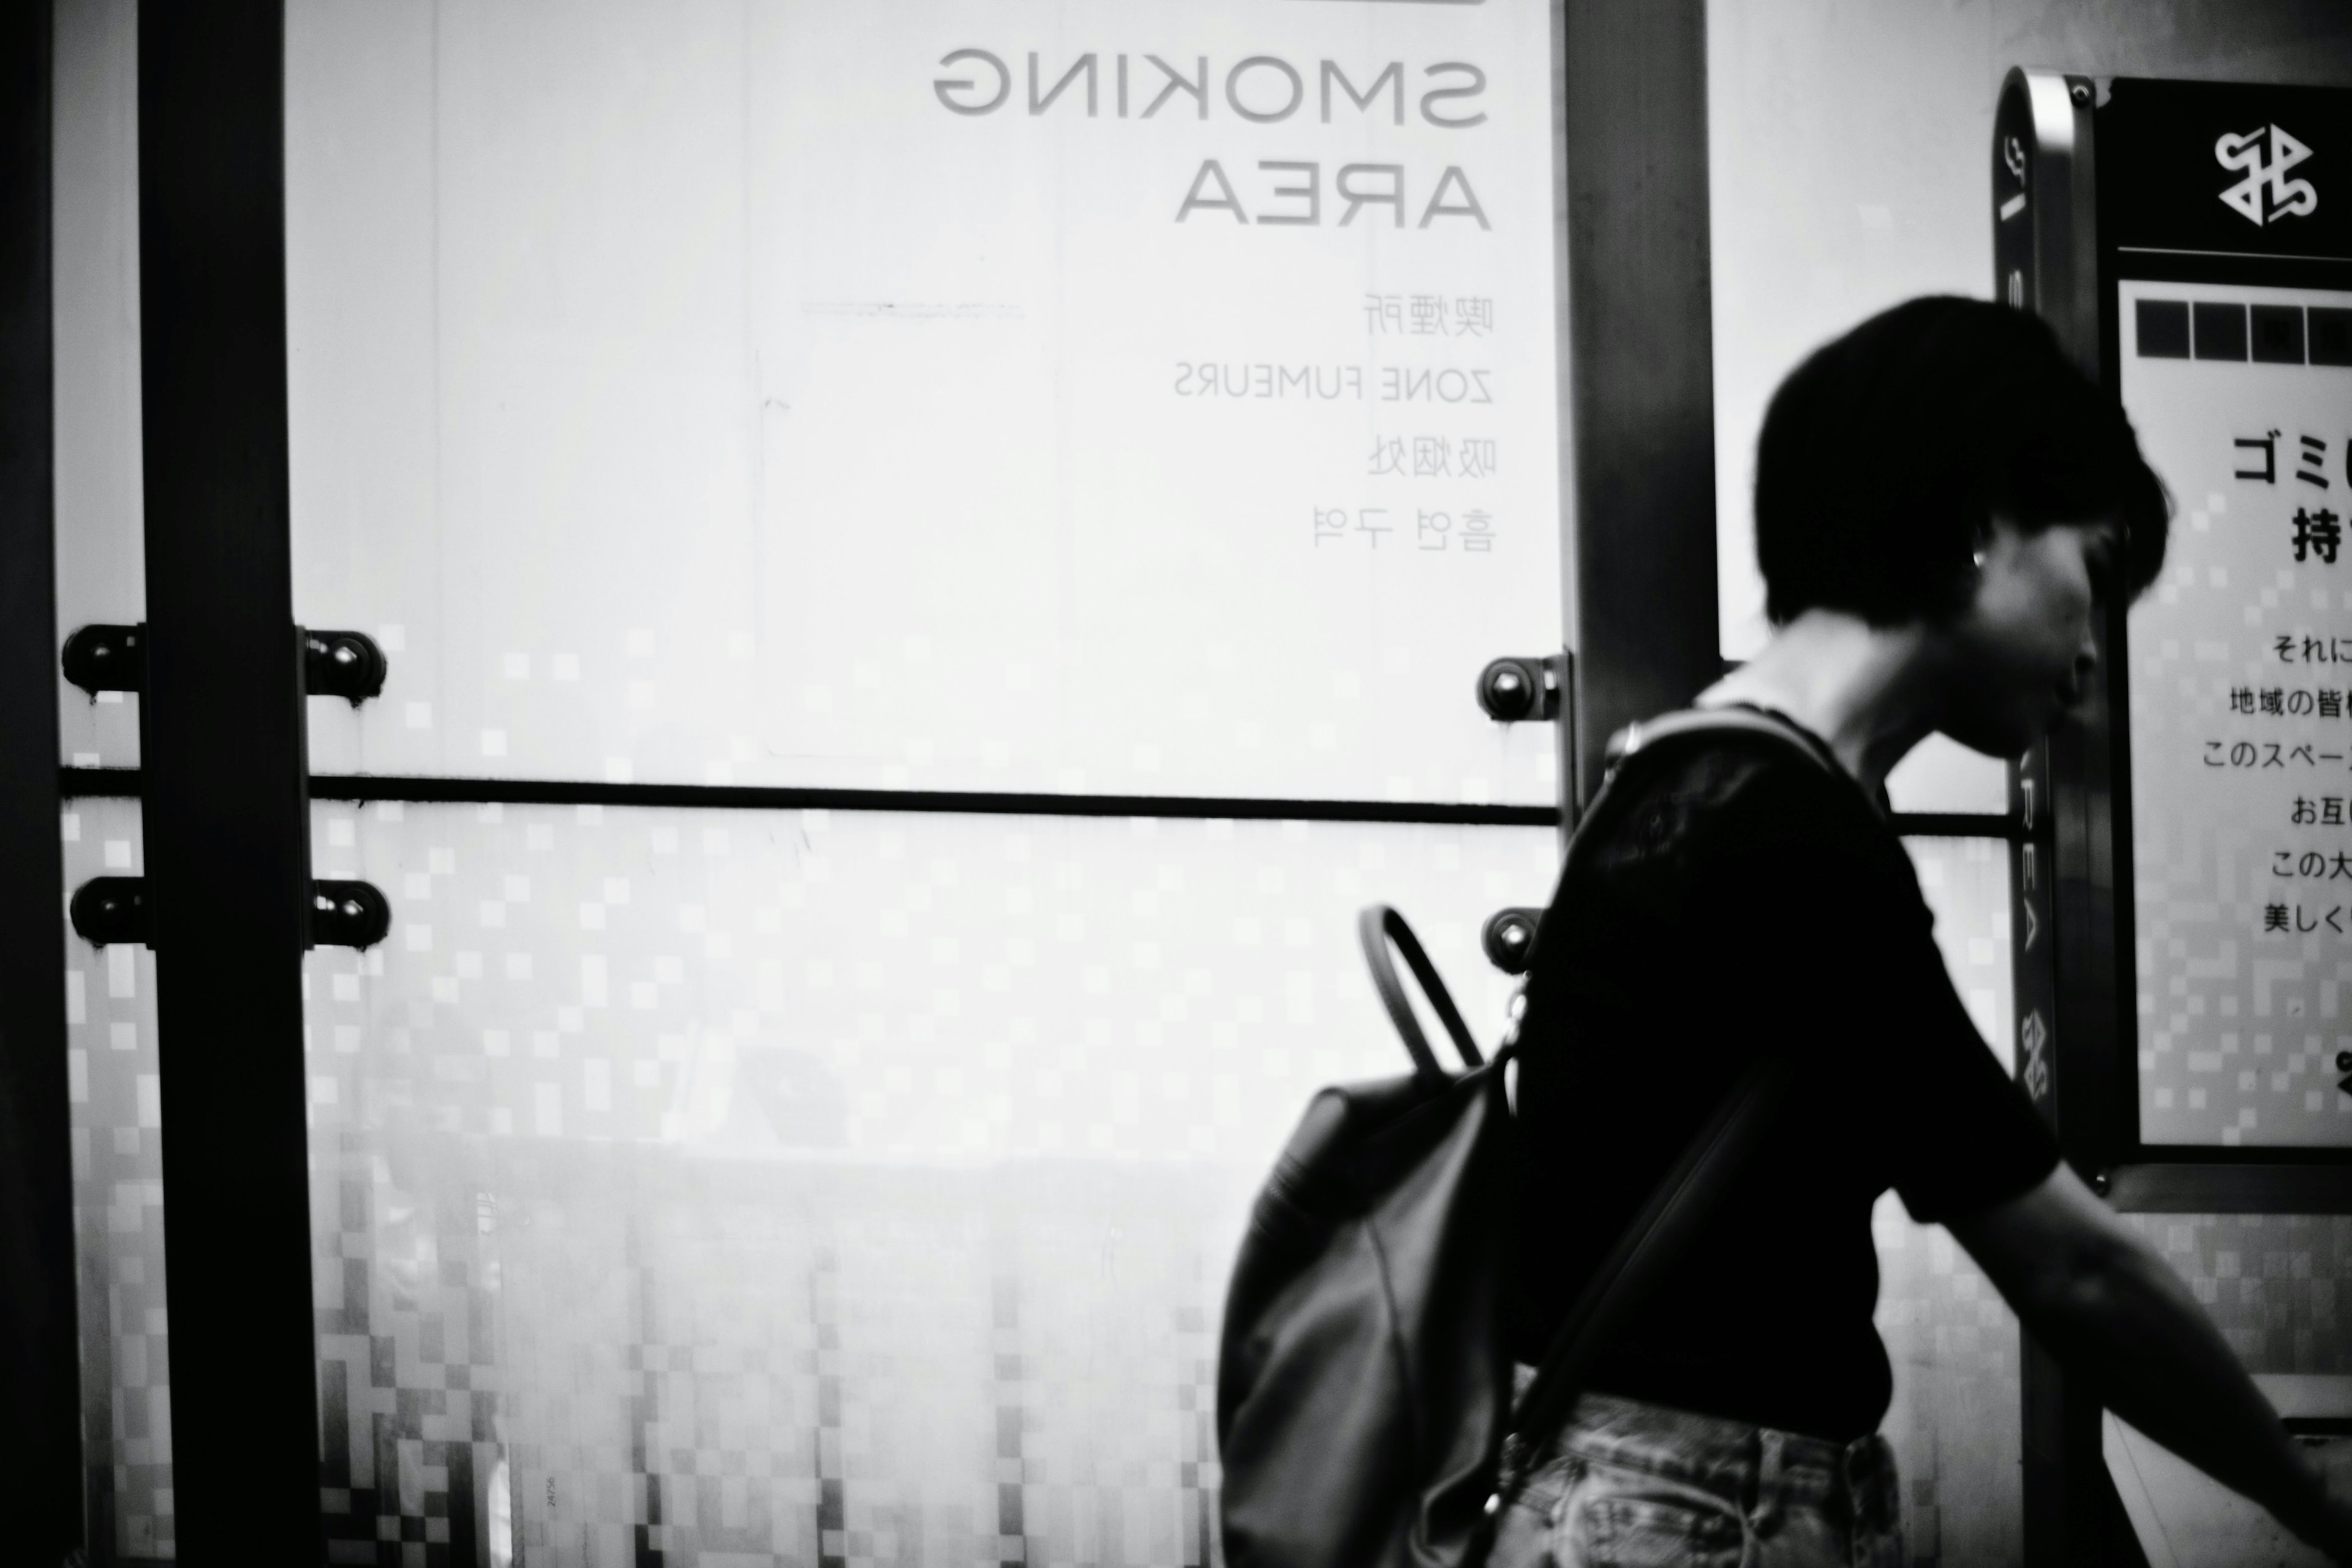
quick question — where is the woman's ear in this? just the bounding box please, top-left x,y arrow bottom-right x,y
1970,514 -> 2005,571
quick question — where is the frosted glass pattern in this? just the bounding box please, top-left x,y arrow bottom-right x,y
53,0 -> 145,771
301,802 -> 1550,1562
55,806 -> 2015,1562
2122,1212 -> 2352,1376
61,798 -> 174,1561
1882,839 -> 2021,1568
1885,734 -> 2008,817
1905,835 -> 2016,1071
295,808 -> 2017,1564
1872,1199 -> 2022,1568
281,1 -> 1569,804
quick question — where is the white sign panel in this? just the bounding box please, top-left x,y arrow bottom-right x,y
747,1 -> 1567,799
2123,277 -> 2352,1147
286,1 -> 1567,802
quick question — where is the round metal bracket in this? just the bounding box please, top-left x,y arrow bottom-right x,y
61,624 -> 145,696
69,876 -> 391,951
69,877 -> 149,947
1480,906 -> 1545,975
311,881 -> 392,950
1476,654 -> 1563,723
303,629 -> 388,705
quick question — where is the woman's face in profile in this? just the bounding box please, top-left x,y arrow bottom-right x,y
1936,514 -> 2120,758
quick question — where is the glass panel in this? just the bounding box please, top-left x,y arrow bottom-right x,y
1700,0 -> 2010,820
53,0 -> 144,771
1874,1197 -> 2022,1568
62,797 -> 173,1561
303,802 -> 1550,1561
2122,1213 -> 2352,1376
1880,837 -> 2021,1566
1886,735 -> 2008,817
1705,2 -> 1997,666
1905,835 -> 2016,1071
2121,279 -> 2352,1148
282,1 -> 1569,803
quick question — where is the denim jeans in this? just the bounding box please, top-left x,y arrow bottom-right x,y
1484,1389 -> 1906,1568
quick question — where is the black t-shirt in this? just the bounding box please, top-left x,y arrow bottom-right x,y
1510,717 -> 2060,1441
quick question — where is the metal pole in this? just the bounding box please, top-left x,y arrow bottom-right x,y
0,1 -> 86,1558
1562,0 -> 1721,808
1995,67 -> 2144,1567
138,1 -> 322,1557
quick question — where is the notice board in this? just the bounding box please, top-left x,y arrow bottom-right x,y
2105,79 -> 2352,1149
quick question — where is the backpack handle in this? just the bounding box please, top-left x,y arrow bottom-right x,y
1357,905 -> 1485,1080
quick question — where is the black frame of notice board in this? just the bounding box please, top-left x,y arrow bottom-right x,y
1999,69 -> 2352,1218
1995,70 -> 2352,1567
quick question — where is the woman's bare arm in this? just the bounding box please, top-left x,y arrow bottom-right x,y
1948,1162 -> 2352,1561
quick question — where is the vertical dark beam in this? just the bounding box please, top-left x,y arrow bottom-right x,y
1997,67 -> 2139,1568
0,2 -> 84,1559
139,2 -> 321,1560
1562,0 -> 1719,805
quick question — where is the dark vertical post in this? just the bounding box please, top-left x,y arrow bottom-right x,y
1995,67 -> 2141,1567
1562,0 -> 1720,806
0,2 -> 85,1559
139,2 -> 321,1559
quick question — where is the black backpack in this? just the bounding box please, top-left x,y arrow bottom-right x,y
1214,709 -> 1829,1568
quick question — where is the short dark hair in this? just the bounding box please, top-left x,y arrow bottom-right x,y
1754,296 -> 2169,626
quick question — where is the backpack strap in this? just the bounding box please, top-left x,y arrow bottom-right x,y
1487,1054 -> 1793,1517
1607,704 -> 1841,784
1509,704 -> 1843,989
1560,706 -> 1844,897
1478,704 -> 1830,1523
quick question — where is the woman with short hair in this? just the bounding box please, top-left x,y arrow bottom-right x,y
1493,296 -> 2352,1567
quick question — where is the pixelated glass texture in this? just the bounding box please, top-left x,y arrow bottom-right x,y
62,792 -> 2108,1566
61,801 -> 175,1561
284,811 -> 2029,1568
300,803 -> 1545,1564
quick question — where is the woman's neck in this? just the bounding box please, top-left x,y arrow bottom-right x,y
1695,610 -> 1944,793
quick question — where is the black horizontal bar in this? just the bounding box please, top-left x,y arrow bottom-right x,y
1890,812 -> 2022,840
2110,252 -> 2352,292
57,766 -> 136,797
2115,244 -> 2352,265
2109,1159 -> 2352,1214
63,767 -> 1559,827
60,767 -> 2026,840
312,775 -> 1562,825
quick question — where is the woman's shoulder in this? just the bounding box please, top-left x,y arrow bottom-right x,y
1586,729 -> 1894,888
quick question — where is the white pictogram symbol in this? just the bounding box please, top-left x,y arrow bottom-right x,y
2020,1009 -> 2050,1101
2216,125 -> 2317,227
1999,134 -> 2029,222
